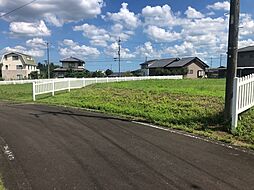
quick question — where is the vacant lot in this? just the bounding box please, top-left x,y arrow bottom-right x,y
0,79 -> 253,148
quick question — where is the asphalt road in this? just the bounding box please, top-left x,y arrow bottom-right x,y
0,103 -> 253,190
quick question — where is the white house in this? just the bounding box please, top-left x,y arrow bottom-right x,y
0,52 -> 39,80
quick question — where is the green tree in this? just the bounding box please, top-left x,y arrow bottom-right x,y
105,69 -> 113,76
29,71 -> 39,79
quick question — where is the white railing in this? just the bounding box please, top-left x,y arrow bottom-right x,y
0,78 -> 74,85
33,75 -> 183,101
232,74 -> 254,130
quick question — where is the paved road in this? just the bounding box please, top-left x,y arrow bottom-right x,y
0,103 -> 253,190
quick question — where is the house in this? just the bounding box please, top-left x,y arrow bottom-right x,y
54,57 -> 85,78
140,57 -> 209,79
166,57 -> 209,79
205,46 -> 254,78
140,58 -> 179,76
0,52 -> 38,80
237,46 -> 254,76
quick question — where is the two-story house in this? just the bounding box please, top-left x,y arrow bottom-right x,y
54,57 -> 85,78
0,52 -> 38,80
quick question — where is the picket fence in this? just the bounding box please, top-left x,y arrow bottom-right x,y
32,75 -> 183,101
232,74 -> 254,130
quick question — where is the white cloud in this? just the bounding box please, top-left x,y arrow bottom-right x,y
59,39 -> 100,58
135,42 -> 161,58
26,38 -> 47,49
2,45 -> 44,57
73,23 -> 134,46
207,1 -> 230,11
9,20 -> 51,37
185,6 -> 204,19
73,23 -> 111,47
240,14 -> 254,36
105,42 -> 135,59
106,3 -> 140,29
142,4 -> 186,27
164,41 -> 196,57
145,25 -> 181,42
239,39 -> 254,48
0,0 -> 104,26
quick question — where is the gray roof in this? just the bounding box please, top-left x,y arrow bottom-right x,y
238,46 -> 254,53
141,58 -> 179,68
166,57 -> 208,68
60,57 -> 85,63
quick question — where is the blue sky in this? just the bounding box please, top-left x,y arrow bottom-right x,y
0,0 -> 254,71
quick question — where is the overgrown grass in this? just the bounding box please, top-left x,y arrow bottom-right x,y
0,79 -> 253,148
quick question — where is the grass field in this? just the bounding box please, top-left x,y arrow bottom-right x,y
0,79 -> 253,148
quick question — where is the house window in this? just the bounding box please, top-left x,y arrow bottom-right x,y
5,65 -> 8,70
188,70 -> 193,74
4,55 -> 7,60
12,56 -> 19,60
28,65 -> 30,70
16,65 -> 23,70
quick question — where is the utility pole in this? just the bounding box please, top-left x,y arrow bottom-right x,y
210,57 -> 213,68
118,37 -> 121,77
224,0 -> 240,121
46,42 -> 50,79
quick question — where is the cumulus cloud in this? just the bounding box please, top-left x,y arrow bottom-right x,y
26,38 -> 47,49
164,42 -> 196,57
104,42 -> 135,59
1,45 -> 44,57
9,20 -> 51,37
207,1 -> 230,11
239,39 -> 254,48
59,39 -> 100,58
73,23 -> 111,47
142,4 -> 186,27
240,14 -> 254,36
73,23 -> 134,46
145,25 -> 181,42
135,42 -> 162,58
105,3 -> 140,29
0,0 -> 104,26
185,6 -> 204,19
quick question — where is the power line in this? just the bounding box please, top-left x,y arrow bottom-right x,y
0,0 -> 37,18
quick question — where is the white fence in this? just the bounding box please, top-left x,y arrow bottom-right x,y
232,74 -> 254,130
0,78 -> 74,85
33,76 -> 183,101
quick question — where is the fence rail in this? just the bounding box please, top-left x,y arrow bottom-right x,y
0,78 -> 74,85
232,74 -> 254,130
33,76 -> 183,101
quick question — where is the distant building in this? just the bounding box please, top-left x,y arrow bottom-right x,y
0,52 -> 38,80
140,58 -> 179,76
54,57 -> 85,78
140,57 -> 209,79
237,46 -> 254,76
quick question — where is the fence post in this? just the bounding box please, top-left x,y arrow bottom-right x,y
68,79 -> 71,92
107,77 -> 109,83
52,81 -> 55,96
231,77 -> 239,132
95,77 -> 98,83
83,78 -> 86,87
33,82 -> 36,101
